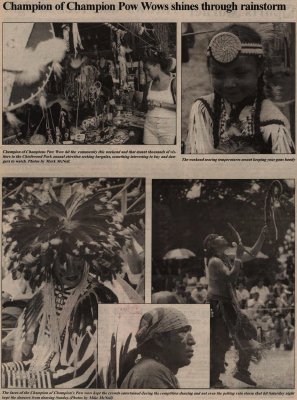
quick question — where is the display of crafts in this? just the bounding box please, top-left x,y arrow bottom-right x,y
88,81 -> 102,106
67,108 -> 144,144
79,124 -> 132,145
81,115 -> 102,131
113,111 -> 145,128
3,22 -> 175,145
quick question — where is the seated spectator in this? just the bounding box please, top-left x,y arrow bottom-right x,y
275,292 -> 289,310
199,276 -> 208,287
191,283 -> 207,304
250,279 -> 270,304
184,272 -> 198,292
246,292 -> 264,320
236,282 -> 250,309
283,311 -> 294,350
265,293 -> 277,310
273,279 -> 287,297
258,311 -> 274,344
185,291 -> 197,304
175,284 -> 187,304
273,313 -> 286,349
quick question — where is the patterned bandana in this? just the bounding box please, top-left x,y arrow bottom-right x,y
207,32 -> 263,63
135,307 -> 189,347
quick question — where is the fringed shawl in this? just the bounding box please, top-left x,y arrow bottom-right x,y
186,94 -> 295,154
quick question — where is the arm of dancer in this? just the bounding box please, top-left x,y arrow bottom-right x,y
209,248 -> 243,283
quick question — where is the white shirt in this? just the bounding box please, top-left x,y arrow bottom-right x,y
236,288 -> 250,302
250,285 -> 270,304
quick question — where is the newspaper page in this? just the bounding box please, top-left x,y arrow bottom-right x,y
0,0 -> 296,399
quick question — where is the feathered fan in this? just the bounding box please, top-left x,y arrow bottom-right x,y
3,181 -> 128,290
264,180 -> 283,241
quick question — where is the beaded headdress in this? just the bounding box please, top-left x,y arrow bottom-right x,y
207,32 -> 263,63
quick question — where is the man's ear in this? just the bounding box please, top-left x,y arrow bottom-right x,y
154,333 -> 169,348
154,336 -> 164,348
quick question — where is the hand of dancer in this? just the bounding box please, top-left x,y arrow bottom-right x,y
235,242 -> 244,259
261,224 -> 269,237
228,223 -> 242,245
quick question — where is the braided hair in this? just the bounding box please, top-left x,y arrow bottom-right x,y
212,92 -> 222,148
253,73 -> 270,152
207,24 -> 266,149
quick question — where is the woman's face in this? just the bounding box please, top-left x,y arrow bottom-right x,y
145,62 -> 160,80
209,55 -> 262,104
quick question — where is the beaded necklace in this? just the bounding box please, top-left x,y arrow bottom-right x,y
219,98 -> 256,142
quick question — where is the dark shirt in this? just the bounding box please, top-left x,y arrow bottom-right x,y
120,357 -> 180,389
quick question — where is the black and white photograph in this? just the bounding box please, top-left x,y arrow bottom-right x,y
3,22 -> 176,145
182,23 -> 295,154
2,177 -> 145,388
152,179 -> 294,388
97,304 -> 209,389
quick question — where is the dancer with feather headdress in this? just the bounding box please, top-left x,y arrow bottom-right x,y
2,179 -> 143,388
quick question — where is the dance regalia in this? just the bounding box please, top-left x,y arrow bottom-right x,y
2,276 -> 118,388
186,94 -> 295,154
207,255 -> 260,385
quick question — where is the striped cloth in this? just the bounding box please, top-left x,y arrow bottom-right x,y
3,278 -> 118,389
2,362 -> 52,388
52,280 -> 118,388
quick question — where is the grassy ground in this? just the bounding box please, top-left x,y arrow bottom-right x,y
223,347 -> 295,389
176,346 -> 294,389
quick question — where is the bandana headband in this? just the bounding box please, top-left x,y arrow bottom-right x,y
135,307 -> 189,347
207,32 -> 263,63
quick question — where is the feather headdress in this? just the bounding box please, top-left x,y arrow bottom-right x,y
3,180 -> 129,290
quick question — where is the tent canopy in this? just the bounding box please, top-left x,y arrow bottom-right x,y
163,248 -> 196,260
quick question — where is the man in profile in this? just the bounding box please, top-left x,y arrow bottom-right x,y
120,307 -> 196,389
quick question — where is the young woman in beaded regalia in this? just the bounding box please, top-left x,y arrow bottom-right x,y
185,24 -> 295,154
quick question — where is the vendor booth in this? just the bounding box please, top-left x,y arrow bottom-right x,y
3,22 -> 176,145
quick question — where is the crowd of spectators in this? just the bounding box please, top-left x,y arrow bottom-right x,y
153,273 -> 294,350
237,278 -> 294,350
152,224 -> 295,351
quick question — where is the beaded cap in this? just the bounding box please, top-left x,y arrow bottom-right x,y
208,32 -> 263,63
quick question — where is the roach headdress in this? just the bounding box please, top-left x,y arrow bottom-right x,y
3,180 -> 128,289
